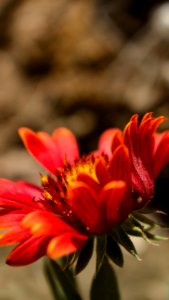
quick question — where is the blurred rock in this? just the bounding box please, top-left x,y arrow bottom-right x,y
151,3 -> 169,40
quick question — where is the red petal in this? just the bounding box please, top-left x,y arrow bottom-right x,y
98,129 -> 123,157
77,173 -> 100,193
0,179 -> 41,200
100,181 -> 131,229
22,211 -> 80,236
141,112 -> 153,122
123,114 -> 139,158
109,145 -> 131,184
6,236 -> 50,266
52,128 -> 79,165
0,179 -> 42,208
123,114 -> 155,200
22,211 -> 87,260
0,213 -> 24,228
19,128 -> 63,173
138,116 -> 165,170
154,132 -> 166,151
19,127 -> 79,174
68,182 -> 105,234
95,158 -> 110,186
47,233 -> 87,259
0,227 -> 29,246
124,114 -> 165,174
153,131 -> 169,177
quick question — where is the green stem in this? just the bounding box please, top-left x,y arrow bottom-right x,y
44,259 -> 65,300
44,258 -> 82,300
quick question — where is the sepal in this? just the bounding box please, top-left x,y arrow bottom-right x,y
113,225 -> 141,261
125,212 -> 168,244
106,235 -> 123,267
96,236 -> 107,273
74,237 -> 94,275
90,258 -> 120,300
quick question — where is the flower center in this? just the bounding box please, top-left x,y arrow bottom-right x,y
63,154 -> 97,186
40,154 -> 98,227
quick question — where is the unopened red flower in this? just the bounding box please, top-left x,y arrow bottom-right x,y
99,112 -> 169,209
0,127 -> 132,266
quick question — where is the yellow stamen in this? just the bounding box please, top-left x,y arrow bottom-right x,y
41,175 -> 49,186
43,191 -> 53,201
64,155 -> 98,187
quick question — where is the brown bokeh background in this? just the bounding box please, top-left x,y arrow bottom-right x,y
0,1 -> 169,299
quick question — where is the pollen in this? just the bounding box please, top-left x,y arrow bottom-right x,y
41,175 -> 49,186
43,191 -> 53,201
64,154 -> 98,187
40,154 -> 100,226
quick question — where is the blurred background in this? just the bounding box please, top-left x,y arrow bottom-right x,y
0,0 -> 169,299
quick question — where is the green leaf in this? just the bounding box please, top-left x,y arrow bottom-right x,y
114,226 -> 141,261
75,237 -> 94,275
90,258 -> 121,300
106,235 -> 123,267
96,236 -> 107,273
44,259 -> 82,300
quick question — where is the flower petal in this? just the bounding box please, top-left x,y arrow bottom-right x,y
47,233 -> 87,259
100,181 -> 131,229
138,115 -> 165,171
19,128 -> 79,173
68,182 -> 105,234
22,211 -> 81,236
0,213 -> 25,229
0,227 -> 29,246
123,115 -> 154,200
6,236 -> 50,266
19,128 -> 63,173
109,145 -> 131,184
52,128 -> 79,165
153,131 -> 169,177
95,158 -> 110,186
77,173 -> 100,193
98,129 -> 123,157
0,178 -> 42,203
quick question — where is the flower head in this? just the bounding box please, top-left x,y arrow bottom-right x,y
0,113 -> 168,269
0,127 -> 132,266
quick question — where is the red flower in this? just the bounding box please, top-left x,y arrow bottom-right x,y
99,112 -> 169,208
0,128 -> 132,266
